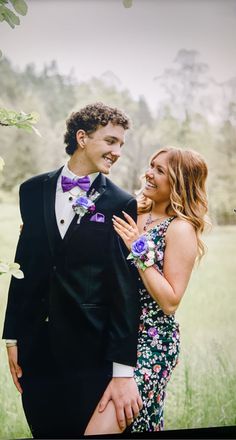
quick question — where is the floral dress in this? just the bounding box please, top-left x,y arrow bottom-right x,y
132,217 -> 180,433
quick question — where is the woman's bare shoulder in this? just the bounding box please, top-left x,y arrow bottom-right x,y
167,217 -> 196,238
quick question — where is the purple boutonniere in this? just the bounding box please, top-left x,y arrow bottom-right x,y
72,190 -> 100,223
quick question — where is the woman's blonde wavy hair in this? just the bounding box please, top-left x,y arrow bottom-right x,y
137,146 -> 210,261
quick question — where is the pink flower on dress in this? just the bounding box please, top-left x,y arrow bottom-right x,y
153,364 -> 161,373
148,390 -> 154,399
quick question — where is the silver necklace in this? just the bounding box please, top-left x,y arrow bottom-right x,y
143,212 -> 167,231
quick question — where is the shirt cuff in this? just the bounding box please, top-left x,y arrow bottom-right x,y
6,339 -> 17,344
112,362 -> 134,377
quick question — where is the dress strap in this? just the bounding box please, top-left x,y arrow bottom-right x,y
161,216 -> 176,237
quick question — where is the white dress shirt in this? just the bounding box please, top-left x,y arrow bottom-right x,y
6,163 -> 134,378
55,163 -> 99,238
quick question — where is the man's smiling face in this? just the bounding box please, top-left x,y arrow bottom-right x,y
79,121 -> 125,174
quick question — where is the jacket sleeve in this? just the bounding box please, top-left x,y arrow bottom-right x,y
106,197 -> 140,367
2,184 -> 27,339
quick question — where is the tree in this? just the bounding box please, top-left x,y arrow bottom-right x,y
154,49 -> 210,119
1,50 -> 235,225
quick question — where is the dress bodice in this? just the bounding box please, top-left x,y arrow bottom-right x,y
137,216 -> 179,339
144,216 -> 176,275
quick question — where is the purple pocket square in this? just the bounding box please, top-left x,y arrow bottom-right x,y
90,213 -> 105,223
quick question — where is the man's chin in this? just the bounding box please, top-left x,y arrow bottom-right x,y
101,166 -> 111,175
97,160 -> 113,174
90,165 -> 110,175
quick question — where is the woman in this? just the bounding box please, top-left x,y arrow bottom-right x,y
85,146 -> 209,434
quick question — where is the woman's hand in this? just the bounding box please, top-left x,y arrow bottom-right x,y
112,211 -> 140,251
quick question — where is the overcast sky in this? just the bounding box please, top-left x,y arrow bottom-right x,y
1,0 -> 236,111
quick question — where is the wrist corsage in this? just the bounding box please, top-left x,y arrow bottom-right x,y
127,235 -> 156,271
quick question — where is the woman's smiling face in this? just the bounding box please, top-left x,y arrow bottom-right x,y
143,152 -> 171,204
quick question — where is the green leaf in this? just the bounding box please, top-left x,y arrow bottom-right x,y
14,123 -> 33,131
0,108 -> 40,133
123,0 -> 133,8
5,6 -> 20,23
28,111 -> 39,123
0,10 -> 5,21
9,0 -> 27,16
1,5 -> 20,27
1,14 -> 14,27
0,5 -> 10,18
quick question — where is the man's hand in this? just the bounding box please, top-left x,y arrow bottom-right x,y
98,377 -> 142,430
7,346 -> 23,394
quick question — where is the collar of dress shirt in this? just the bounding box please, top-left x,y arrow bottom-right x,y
57,163 -> 99,190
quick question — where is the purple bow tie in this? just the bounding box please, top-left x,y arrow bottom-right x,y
61,175 -> 90,192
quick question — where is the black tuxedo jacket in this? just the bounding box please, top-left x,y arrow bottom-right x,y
3,168 -> 140,371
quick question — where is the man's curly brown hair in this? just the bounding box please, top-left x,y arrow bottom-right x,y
64,102 -> 131,155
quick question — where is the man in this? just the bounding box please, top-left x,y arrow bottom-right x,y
3,102 -> 142,438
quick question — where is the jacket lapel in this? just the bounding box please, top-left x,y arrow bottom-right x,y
87,172 -> 107,205
43,167 -> 63,256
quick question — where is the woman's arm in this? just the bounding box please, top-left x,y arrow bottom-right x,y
138,219 -> 197,314
113,214 -> 198,315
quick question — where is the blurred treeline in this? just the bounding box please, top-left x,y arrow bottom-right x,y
0,49 -> 235,225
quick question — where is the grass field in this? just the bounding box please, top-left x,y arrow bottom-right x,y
0,202 -> 236,438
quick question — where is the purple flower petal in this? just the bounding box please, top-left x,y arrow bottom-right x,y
148,327 -> 158,337
131,235 -> 148,257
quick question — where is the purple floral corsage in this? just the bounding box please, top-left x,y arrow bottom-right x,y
127,235 -> 155,271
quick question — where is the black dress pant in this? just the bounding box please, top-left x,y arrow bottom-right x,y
19,323 -> 112,439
